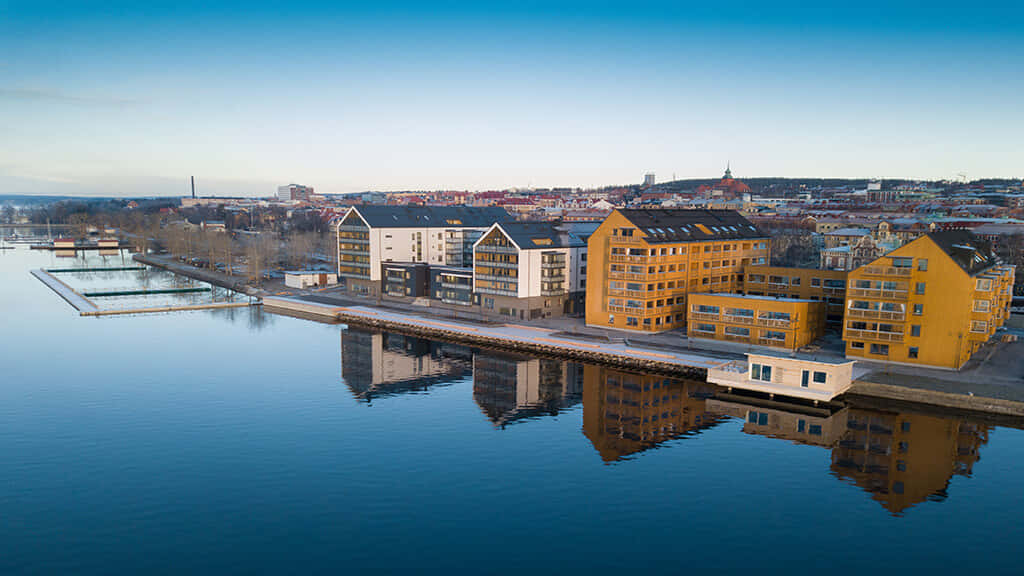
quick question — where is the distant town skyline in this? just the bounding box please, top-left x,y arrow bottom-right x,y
2,0 -> 1022,197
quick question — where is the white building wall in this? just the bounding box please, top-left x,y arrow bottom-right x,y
366,223 -> 495,282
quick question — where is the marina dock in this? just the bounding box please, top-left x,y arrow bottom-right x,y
31,269 -> 100,314
31,268 -> 252,317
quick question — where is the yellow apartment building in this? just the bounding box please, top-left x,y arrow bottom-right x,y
687,293 -> 825,351
742,265 -> 848,326
843,231 -> 1015,369
585,209 -> 770,333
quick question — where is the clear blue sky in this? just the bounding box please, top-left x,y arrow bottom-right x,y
1,0 -> 1022,196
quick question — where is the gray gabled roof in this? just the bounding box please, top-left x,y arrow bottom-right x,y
616,209 -> 766,243
348,205 -> 512,228
491,221 -> 585,250
926,231 -> 1000,276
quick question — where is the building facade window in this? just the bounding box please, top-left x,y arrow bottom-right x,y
751,363 -> 772,381
870,343 -> 889,355
913,304 -> 923,315
915,282 -> 926,295
911,325 -> 921,337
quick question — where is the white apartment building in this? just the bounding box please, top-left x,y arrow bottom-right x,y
336,205 -> 512,296
473,221 -> 589,320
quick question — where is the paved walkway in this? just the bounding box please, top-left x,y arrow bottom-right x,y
265,296 -> 736,371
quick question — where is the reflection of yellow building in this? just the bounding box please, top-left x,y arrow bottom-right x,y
472,352 -> 582,427
742,265 -> 847,326
582,365 -> 722,461
704,398 -> 993,515
831,409 -> 991,514
843,231 -> 1015,369
585,209 -> 769,333
687,293 -> 825,350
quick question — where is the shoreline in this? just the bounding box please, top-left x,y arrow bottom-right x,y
263,295 -> 1024,421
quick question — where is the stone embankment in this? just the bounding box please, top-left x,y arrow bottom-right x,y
133,254 -> 256,294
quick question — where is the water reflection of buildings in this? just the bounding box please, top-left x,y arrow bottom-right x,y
340,329 -> 472,401
583,366 -> 723,462
472,352 -> 582,427
707,398 -> 992,514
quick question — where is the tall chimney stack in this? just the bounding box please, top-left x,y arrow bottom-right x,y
191,176 -> 196,199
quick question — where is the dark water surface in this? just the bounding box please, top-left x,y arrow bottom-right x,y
1,245 -> 1022,574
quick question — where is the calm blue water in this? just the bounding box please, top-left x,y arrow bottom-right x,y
1,244 -> 1022,575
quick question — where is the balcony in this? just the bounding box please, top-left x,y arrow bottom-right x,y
723,333 -> 752,343
338,224 -> 369,233
609,254 -> 649,264
541,288 -> 566,296
758,337 -> 787,347
846,308 -> 905,321
609,235 -> 645,244
845,328 -> 904,342
476,244 -> 518,254
339,248 -> 369,256
757,317 -> 795,328
440,282 -> 472,290
476,286 -> 517,297
475,273 -> 518,282
338,236 -> 369,244
608,289 -> 646,298
609,271 -> 648,281
339,271 -> 370,280
475,260 -> 518,269
608,305 -> 644,314
847,287 -> 908,300
338,260 -> 370,268
823,286 -> 846,296
860,266 -> 912,277
722,314 -> 756,325
690,311 -> 720,322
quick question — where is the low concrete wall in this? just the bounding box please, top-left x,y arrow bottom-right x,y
847,380 -> 1024,419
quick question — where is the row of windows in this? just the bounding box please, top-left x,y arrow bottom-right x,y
746,275 -> 847,288
616,314 -> 685,327
693,326 -> 786,340
849,341 -> 919,358
891,257 -> 928,271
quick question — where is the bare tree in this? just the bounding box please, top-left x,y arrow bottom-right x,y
287,231 -> 316,269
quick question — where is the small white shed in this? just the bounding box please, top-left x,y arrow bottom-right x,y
284,271 -> 338,289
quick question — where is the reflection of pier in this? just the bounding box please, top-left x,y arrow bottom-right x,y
340,329 -> 472,401
706,397 -> 993,514
472,352 -> 582,427
583,365 -> 723,462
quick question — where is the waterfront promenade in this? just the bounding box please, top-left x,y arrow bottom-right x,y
264,296 -> 730,377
